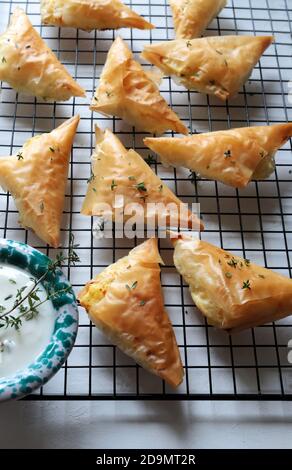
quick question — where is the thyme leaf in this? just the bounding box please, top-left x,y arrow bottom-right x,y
111,180 -> 117,191
0,234 -> 80,331
144,154 -> 156,166
134,182 -> 147,192
242,280 -> 251,290
227,257 -> 238,268
87,171 -> 95,184
126,281 -> 138,291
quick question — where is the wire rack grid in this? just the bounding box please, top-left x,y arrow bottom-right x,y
0,0 -> 292,401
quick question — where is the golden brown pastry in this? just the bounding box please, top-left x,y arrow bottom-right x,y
81,126 -> 203,230
0,115 -> 80,247
78,238 -> 184,387
144,123 -> 292,188
170,232 -> 292,332
170,0 -> 227,39
41,0 -> 154,30
90,37 -> 188,134
141,35 -> 273,101
0,8 -> 85,101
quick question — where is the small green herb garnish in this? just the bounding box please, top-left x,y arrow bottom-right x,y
87,171 -> 95,184
39,202 -> 44,213
139,300 -> 146,306
186,41 -> 192,48
227,258 -> 238,268
224,150 -> 232,158
144,154 -> 156,166
0,234 -> 80,331
126,281 -> 138,291
225,272 -> 232,279
111,180 -> 117,191
9,279 -> 16,285
188,170 -> 197,185
106,91 -> 112,98
128,176 -> 136,181
134,182 -> 147,192
25,45 -> 31,49
244,259 -> 250,267
16,152 -> 23,160
1,57 -> 6,63
95,218 -> 105,232
158,184 -> 163,192
258,274 -> 265,279
49,147 -> 55,153
242,280 -> 251,290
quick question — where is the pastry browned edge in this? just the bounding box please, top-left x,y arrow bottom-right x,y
170,0 -> 227,39
81,126 -> 203,231
41,0 -> 154,30
90,37 -> 188,135
141,35 -> 273,101
0,8 -> 85,101
144,123 -> 292,188
78,238 -> 184,387
0,116 -> 80,247
170,232 -> 292,332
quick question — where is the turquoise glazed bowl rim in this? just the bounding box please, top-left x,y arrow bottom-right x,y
0,239 -> 78,401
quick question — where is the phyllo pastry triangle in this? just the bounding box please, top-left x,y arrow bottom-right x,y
170,0 -> 227,39
41,0 -> 154,30
81,126 -> 203,231
0,8 -> 85,101
141,35 -> 273,101
78,238 -> 184,387
0,115 -> 80,247
144,123 -> 292,188
170,233 -> 292,332
90,37 -> 188,135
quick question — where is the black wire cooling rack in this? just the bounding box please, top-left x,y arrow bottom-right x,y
0,0 -> 292,401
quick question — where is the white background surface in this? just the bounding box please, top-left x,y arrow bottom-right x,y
0,0 -> 292,449
1,400 -> 292,448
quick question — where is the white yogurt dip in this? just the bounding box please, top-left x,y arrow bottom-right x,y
0,263 -> 55,378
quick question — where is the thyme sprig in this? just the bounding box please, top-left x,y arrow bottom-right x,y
188,170 -> 197,185
0,234 -> 79,331
144,154 -> 156,166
